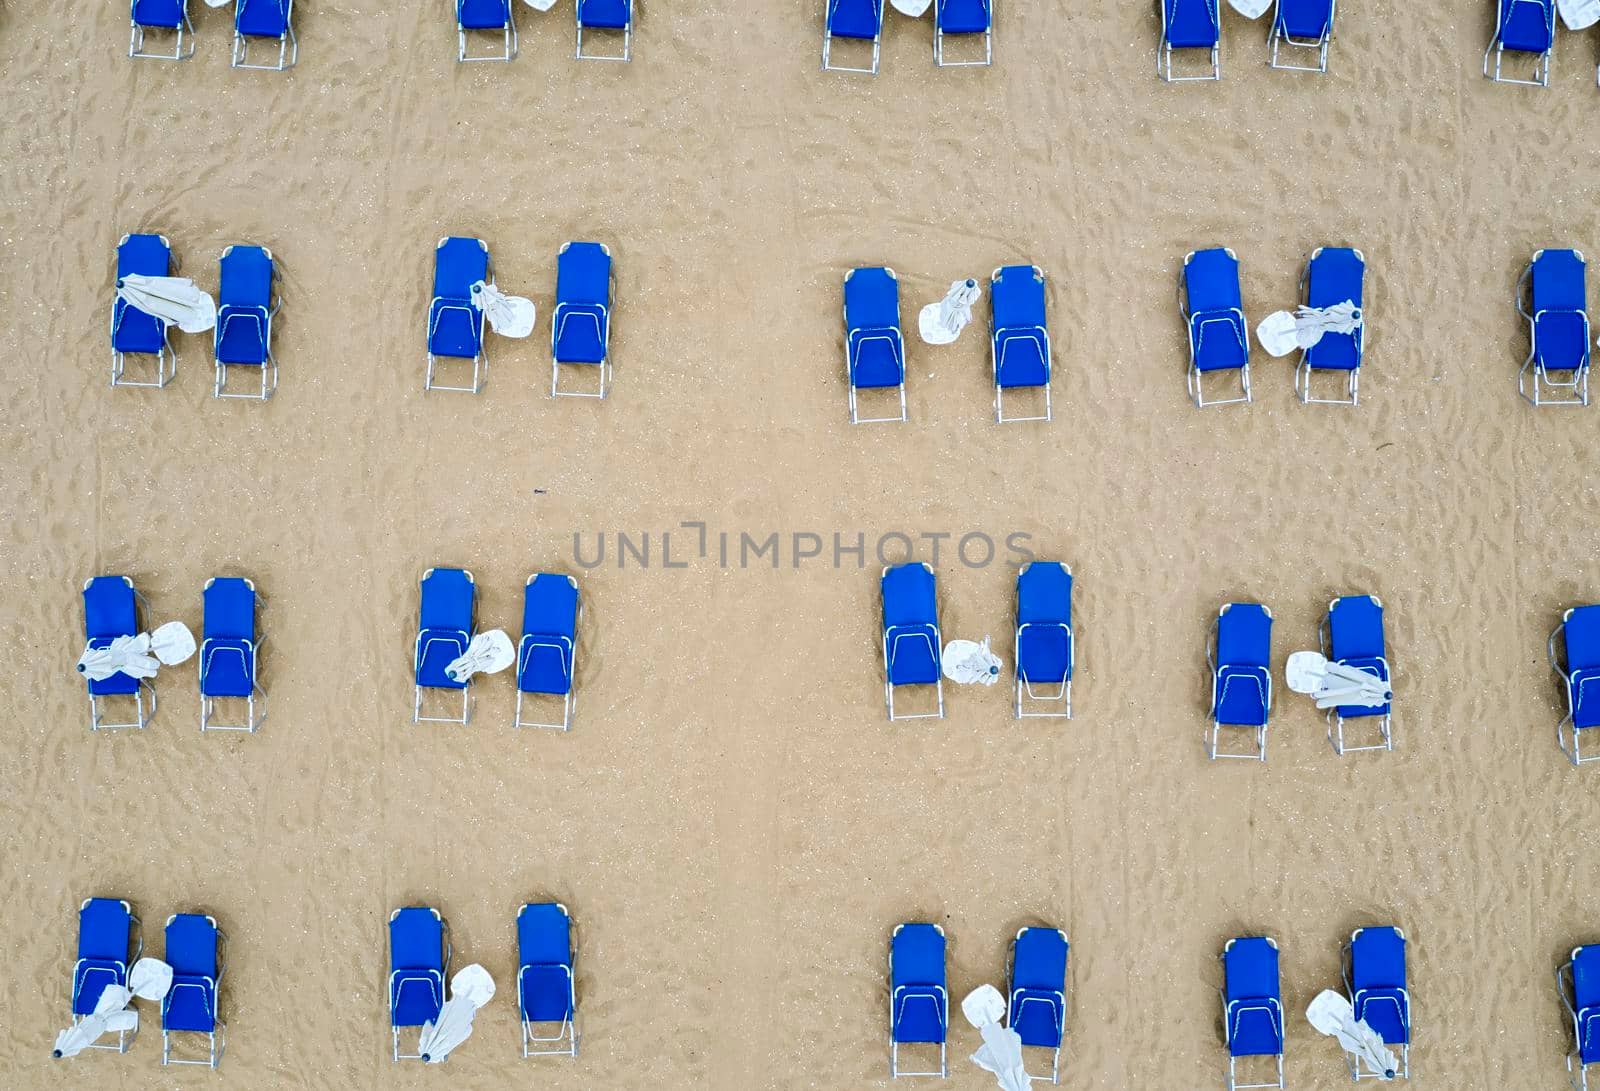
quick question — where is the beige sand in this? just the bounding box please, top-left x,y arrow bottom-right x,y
1,0 -> 1598,1087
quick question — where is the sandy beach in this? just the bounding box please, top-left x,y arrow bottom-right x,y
1,0 -> 1599,1087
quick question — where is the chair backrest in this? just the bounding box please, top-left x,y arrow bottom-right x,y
1498,0 -> 1554,51
165,914 -> 218,978
433,237 -> 488,301
992,265 -> 1047,331
1223,937 -> 1279,1002
845,266 -> 900,331
891,923 -> 945,989
1012,927 -> 1067,990
83,576 -> 137,640
882,563 -> 937,628
523,574 -> 579,639
1566,606 -> 1600,672
1217,603 -> 1272,669
1350,926 -> 1405,992
419,568 -> 474,631
1533,249 -> 1587,314
1574,945 -> 1600,1009
79,898 -> 132,962
1184,248 -> 1241,314
219,246 -> 273,309
1308,247 -> 1364,309
117,233 -> 171,279
518,903 -> 572,966
1329,595 -> 1385,661
1016,562 -> 1071,627
557,242 -> 612,307
236,0 -> 292,36
203,577 -> 256,642
389,907 -> 444,971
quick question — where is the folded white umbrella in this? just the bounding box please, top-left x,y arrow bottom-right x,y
890,0 -> 933,15
1227,0 -> 1272,17
53,958 -> 172,1059
444,629 -> 515,684
1256,301 -> 1362,357
1559,0 -> 1600,30
470,281 -> 537,339
918,278 -> 981,346
1306,989 -> 1398,1080
77,633 -> 160,681
116,275 -> 217,334
419,963 -> 496,1063
522,0 -> 558,11
1285,651 -> 1392,710
960,985 -> 1030,1091
942,637 -> 1003,686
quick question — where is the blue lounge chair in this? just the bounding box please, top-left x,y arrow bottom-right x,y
823,0 -> 886,74
162,914 -> 225,1068
1549,605 -> 1600,765
991,265 -> 1052,423
1182,248 -> 1251,406
1519,249 -> 1590,407
935,0 -> 992,67
1321,595 -> 1393,754
81,576 -> 155,732
1296,247 -> 1365,405
882,563 -> 944,721
1009,927 -> 1069,1083
200,577 -> 264,733
111,233 -> 177,388
552,242 -> 613,398
232,0 -> 297,69
214,245 -> 278,400
1209,603 -> 1272,761
890,923 -> 947,1079
1221,936 -> 1284,1091
67,898 -> 142,1055
518,902 -> 578,1057
389,907 -> 450,1062
515,573 -> 580,731
1159,0 -> 1220,81
845,266 -> 907,424
129,0 -> 194,60
1014,561 -> 1073,719
577,0 -> 631,60
426,236 -> 491,394
413,568 -> 476,725
1343,926 -> 1409,1080
1560,945 -> 1600,1091
1485,0 -> 1555,86
458,0 -> 516,61
1268,0 -> 1335,72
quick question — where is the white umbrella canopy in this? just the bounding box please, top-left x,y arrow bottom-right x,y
918,279 -> 982,346
76,622 -> 195,682
444,630 -> 516,684
942,637 -> 1003,686
1227,0 -> 1272,18
469,281 -> 537,339
1559,0 -> 1600,31
419,964 -> 496,1063
116,275 -> 217,334
1306,989 -> 1398,1080
1285,651 -> 1392,710
1256,301 -> 1362,357
890,0 -> 933,16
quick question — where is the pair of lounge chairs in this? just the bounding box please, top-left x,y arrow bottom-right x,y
1518,248 -> 1591,406
880,561 -> 1072,721
1208,595 -> 1391,760
1485,0 -> 1557,86
456,0 -> 632,62
1159,0 -> 1338,80
845,265 -> 1052,424
80,576 -> 265,733
389,904 -> 577,1061
889,923 -> 1068,1082
1550,606 -> 1600,765
427,237 -> 613,397
413,568 -> 580,729
823,1 -> 993,73
129,0 -> 295,69
67,898 -> 226,1067
112,234 -> 279,398
1182,246 -> 1366,407
1222,928 -> 1410,1089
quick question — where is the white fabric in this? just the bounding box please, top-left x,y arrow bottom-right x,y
1560,0 -> 1600,30
52,958 -> 172,1058
960,985 -> 1030,1091
470,281 -> 537,339
419,963 -> 496,1063
942,637 -> 1002,686
444,629 -> 515,684
523,0 -> 558,9
1306,989 -> 1398,1080
116,275 -> 217,334
149,621 -> 196,666
918,279 -> 982,346
77,633 -> 159,681
1227,0 -> 1272,18
1285,651 -> 1391,710
890,0 -> 934,16
202,0 -> 230,8
1256,301 -> 1362,357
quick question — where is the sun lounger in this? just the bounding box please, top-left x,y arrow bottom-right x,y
389,907 -> 450,1062
518,902 -> 578,1057
1343,926 -> 1409,1081
1268,0 -> 1335,72
1322,595 -> 1392,754
552,241 -> 613,398
414,567 -> 476,725
458,0 -> 516,61
427,236 -> 490,393
1009,927 -> 1069,1083
129,0 -> 194,60
823,0 -> 886,74
1015,561 -> 1073,719
214,245 -> 278,399
515,574 -> 579,730
1159,0 -> 1221,81
890,922 -> 948,1079
1560,945 -> 1600,1091
845,266 -> 907,423
935,0 -> 992,67
576,0 -> 631,60
1485,0 -> 1555,86
1222,936 -> 1285,1091
1209,603 -> 1272,761
232,0 -> 297,69
1182,248 -> 1251,406
1549,605 -> 1600,765
991,264 -> 1052,422
82,575 -> 155,731
162,914 -> 225,1068
1296,247 -> 1365,404
71,898 -> 142,1054
112,233 -> 177,387
201,577 -> 264,733
882,562 -> 944,721
1519,249 -> 1590,406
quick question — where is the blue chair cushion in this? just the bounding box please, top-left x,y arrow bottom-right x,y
389,908 -> 445,1026
828,0 -> 881,38
995,329 -> 1048,387
938,0 -> 990,34
416,629 -> 469,689
132,0 -> 186,29
1217,603 -> 1271,669
1572,668 -> 1600,729
1350,926 -> 1405,992
219,246 -> 272,306
113,234 -> 171,353
434,237 -> 488,299
1214,665 -> 1269,726
459,0 -> 511,29
554,243 -> 611,364
553,304 -> 608,363
1329,596 -> 1385,660
1536,311 -> 1590,372
1276,0 -> 1332,38
166,914 -> 218,977
74,900 -> 131,1012
1016,563 -> 1073,686
1192,310 -> 1247,371
578,0 -> 630,27
1534,249 -> 1587,312
73,960 -> 128,1015
391,970 -> 444,1027
1497,0 -> 1553,53
236,0 -> 290,38
1574,945 -> 1600,1009
849,327 -> 905,387
216,305 -> 270,364
1164,0 -> 1219,48
886,624 -> 940,686
845,266 -> 904,387
1010,928 -> 1067,1047
520,964 -> 574,1022
1353,987 -> 1409,1046
1581,1007 -> 1600,1065
429,297 -> 482,359
203,578 -> 255,642
1305,248 -> 1364,371
113,300 -> 168,353
1010,988 -> 1064,1048
201,638 -> 255,698
883,565 -> 939,686
420,569 -> 474,631
891,923 -> 946,1044
163,976 -> 217,1033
